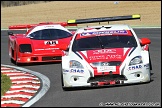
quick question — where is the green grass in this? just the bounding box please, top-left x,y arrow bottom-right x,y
1,73 -> 12,96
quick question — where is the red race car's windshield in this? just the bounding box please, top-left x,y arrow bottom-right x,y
72,31 -> 137,51
27,29 -> 73,40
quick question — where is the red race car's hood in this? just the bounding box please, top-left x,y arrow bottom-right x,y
77,48 -> 132,63
29,37 -> 72,55
30,38 -> 71,51
31,40 -> 60,49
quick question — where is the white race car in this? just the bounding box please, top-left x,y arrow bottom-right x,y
60,14 -> 152,90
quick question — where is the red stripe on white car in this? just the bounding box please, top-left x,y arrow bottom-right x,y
78,48 -> 133,76
143,44 -> 149,51
122,48 -> 132,61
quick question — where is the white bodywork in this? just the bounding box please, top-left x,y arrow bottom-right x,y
61,24 -> 151,88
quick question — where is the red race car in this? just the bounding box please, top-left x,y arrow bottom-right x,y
8,22 -> 77,65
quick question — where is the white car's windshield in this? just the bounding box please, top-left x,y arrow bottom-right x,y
72,35 -> 137,51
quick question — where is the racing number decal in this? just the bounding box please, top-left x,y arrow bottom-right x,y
44,41 -> 58,45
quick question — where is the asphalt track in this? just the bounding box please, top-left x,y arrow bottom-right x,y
1,28 -> 161,107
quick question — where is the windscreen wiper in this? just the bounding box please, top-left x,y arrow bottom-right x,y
96,36 -> 104,49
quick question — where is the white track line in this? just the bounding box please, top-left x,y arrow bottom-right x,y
9,76 -> 38,80
6,90 -> 37,94
2,94 -> 32,99
11,85 -> 40,89
1,100 -> 25,104
1,70 -> 22,72
3,73 -> 35,76
12,80 -> 40,84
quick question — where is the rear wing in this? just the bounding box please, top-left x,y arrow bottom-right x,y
9,22 -> 77,30
67,14 -> 141,24
8,14 -> 140,30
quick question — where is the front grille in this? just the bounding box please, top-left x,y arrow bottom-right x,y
31,57 -> 38,61
91,61 -> 122,66
88,74 -> 127,83
42,56 -> 61,61
107,61 -> 122,66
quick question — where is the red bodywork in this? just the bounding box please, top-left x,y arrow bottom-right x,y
8,22 -> 77,65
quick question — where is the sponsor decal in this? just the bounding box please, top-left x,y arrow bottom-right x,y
87,48 -> 123,62
102,62 -> 110,66
144,64 -> 150,69
89,54 -> 122,60
35,48 -> 59,51
44,40 -> 58,45
64,70 -> 69,72
128,65 -> 142,71
81,30 -> 127,36
93,49 -> 116,54
97,66 -> 116,72
70,69 -> 84,74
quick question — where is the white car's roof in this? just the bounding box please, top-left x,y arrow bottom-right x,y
76,24 -> 132,33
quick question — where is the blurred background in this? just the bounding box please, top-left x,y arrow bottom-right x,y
1,1 -> 161,28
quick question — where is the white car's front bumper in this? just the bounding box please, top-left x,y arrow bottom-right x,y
62,63 -> 151,87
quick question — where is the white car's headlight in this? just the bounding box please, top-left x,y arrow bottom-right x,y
129,56 -> 143,66
69,60 -> 84,68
